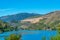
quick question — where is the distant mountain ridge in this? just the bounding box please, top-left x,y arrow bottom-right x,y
0,11 -> 60,23
0,13 -> 42,22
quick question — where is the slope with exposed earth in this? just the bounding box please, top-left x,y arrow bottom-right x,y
20,11 -> 60,30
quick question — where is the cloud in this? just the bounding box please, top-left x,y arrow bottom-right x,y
0,8 -> 20,17
0,8 -> 14,12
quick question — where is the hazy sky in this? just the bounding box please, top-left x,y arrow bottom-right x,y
0,0 -> 60,16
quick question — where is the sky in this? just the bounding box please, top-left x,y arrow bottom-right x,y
0,0 -> 60,17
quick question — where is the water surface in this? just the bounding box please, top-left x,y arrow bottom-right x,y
0,30 -> 57,40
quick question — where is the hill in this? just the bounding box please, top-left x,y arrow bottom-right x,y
0,11 -> 60,32
20,11 -> 60,30
0,13 -> 42,22
43,11 -> 60,24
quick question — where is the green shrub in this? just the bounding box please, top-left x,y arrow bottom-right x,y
5,34 -> 21,40
42,36 -> 46,40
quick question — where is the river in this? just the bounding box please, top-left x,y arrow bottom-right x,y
0,30 -> 57,40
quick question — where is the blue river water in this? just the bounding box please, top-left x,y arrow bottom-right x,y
0,30 -> 57,40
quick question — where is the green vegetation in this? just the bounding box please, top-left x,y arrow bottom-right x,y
41,31 -> 60,40
50,35 -> 60,40
0,19 -> 60,31
42,36 -> 46,40
0,20 -> 19,33
50,30 -> 60,40
5,34 -> 21,40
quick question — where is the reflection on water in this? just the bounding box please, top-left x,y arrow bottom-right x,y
0,30 -> 57,40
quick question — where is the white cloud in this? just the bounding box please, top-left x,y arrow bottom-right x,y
0,8 -> 15,12
0,8 -> 21,17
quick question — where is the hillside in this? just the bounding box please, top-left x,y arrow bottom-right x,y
43,11 -> 60,24
20,11 -> 60,30
0,11 -> 60,32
